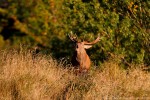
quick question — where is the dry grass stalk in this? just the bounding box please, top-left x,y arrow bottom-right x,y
0,50 -> 149,100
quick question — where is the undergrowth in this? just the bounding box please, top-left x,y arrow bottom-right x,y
0,49 -> 149,100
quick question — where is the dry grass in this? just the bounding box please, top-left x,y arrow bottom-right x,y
0,49 -> 150,100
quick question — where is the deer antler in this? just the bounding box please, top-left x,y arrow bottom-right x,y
83,34 -> 100,45
68,32 -> 78,42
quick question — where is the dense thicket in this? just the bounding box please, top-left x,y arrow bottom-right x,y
0,0 -> 149,66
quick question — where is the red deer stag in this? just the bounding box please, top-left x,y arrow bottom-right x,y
69,34 -> 100,73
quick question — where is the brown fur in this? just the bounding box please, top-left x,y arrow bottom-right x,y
69,34 -> 100,73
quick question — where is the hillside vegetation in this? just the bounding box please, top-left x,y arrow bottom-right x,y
0,49 -> 150,99
0,0 -> 150,99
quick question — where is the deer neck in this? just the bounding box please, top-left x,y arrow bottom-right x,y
76,49 -> 87,63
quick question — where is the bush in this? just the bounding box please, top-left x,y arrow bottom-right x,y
0,0 -> 149,66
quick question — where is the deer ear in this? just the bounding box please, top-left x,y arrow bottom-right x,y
84,44 -> 92,49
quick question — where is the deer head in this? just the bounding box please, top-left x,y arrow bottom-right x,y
69,34 -> 100,73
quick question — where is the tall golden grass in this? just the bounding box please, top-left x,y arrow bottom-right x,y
0,49 -> 150,100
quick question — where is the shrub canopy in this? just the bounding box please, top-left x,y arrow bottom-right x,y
0,0 -> 149,66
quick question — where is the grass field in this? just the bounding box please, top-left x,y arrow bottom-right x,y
0,49 -> 150,100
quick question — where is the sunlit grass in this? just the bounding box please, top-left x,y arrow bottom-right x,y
0,49 -> 150,99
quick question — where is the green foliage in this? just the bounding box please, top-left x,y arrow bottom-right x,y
62,0 -> 150,65
0,0 -> 149,66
